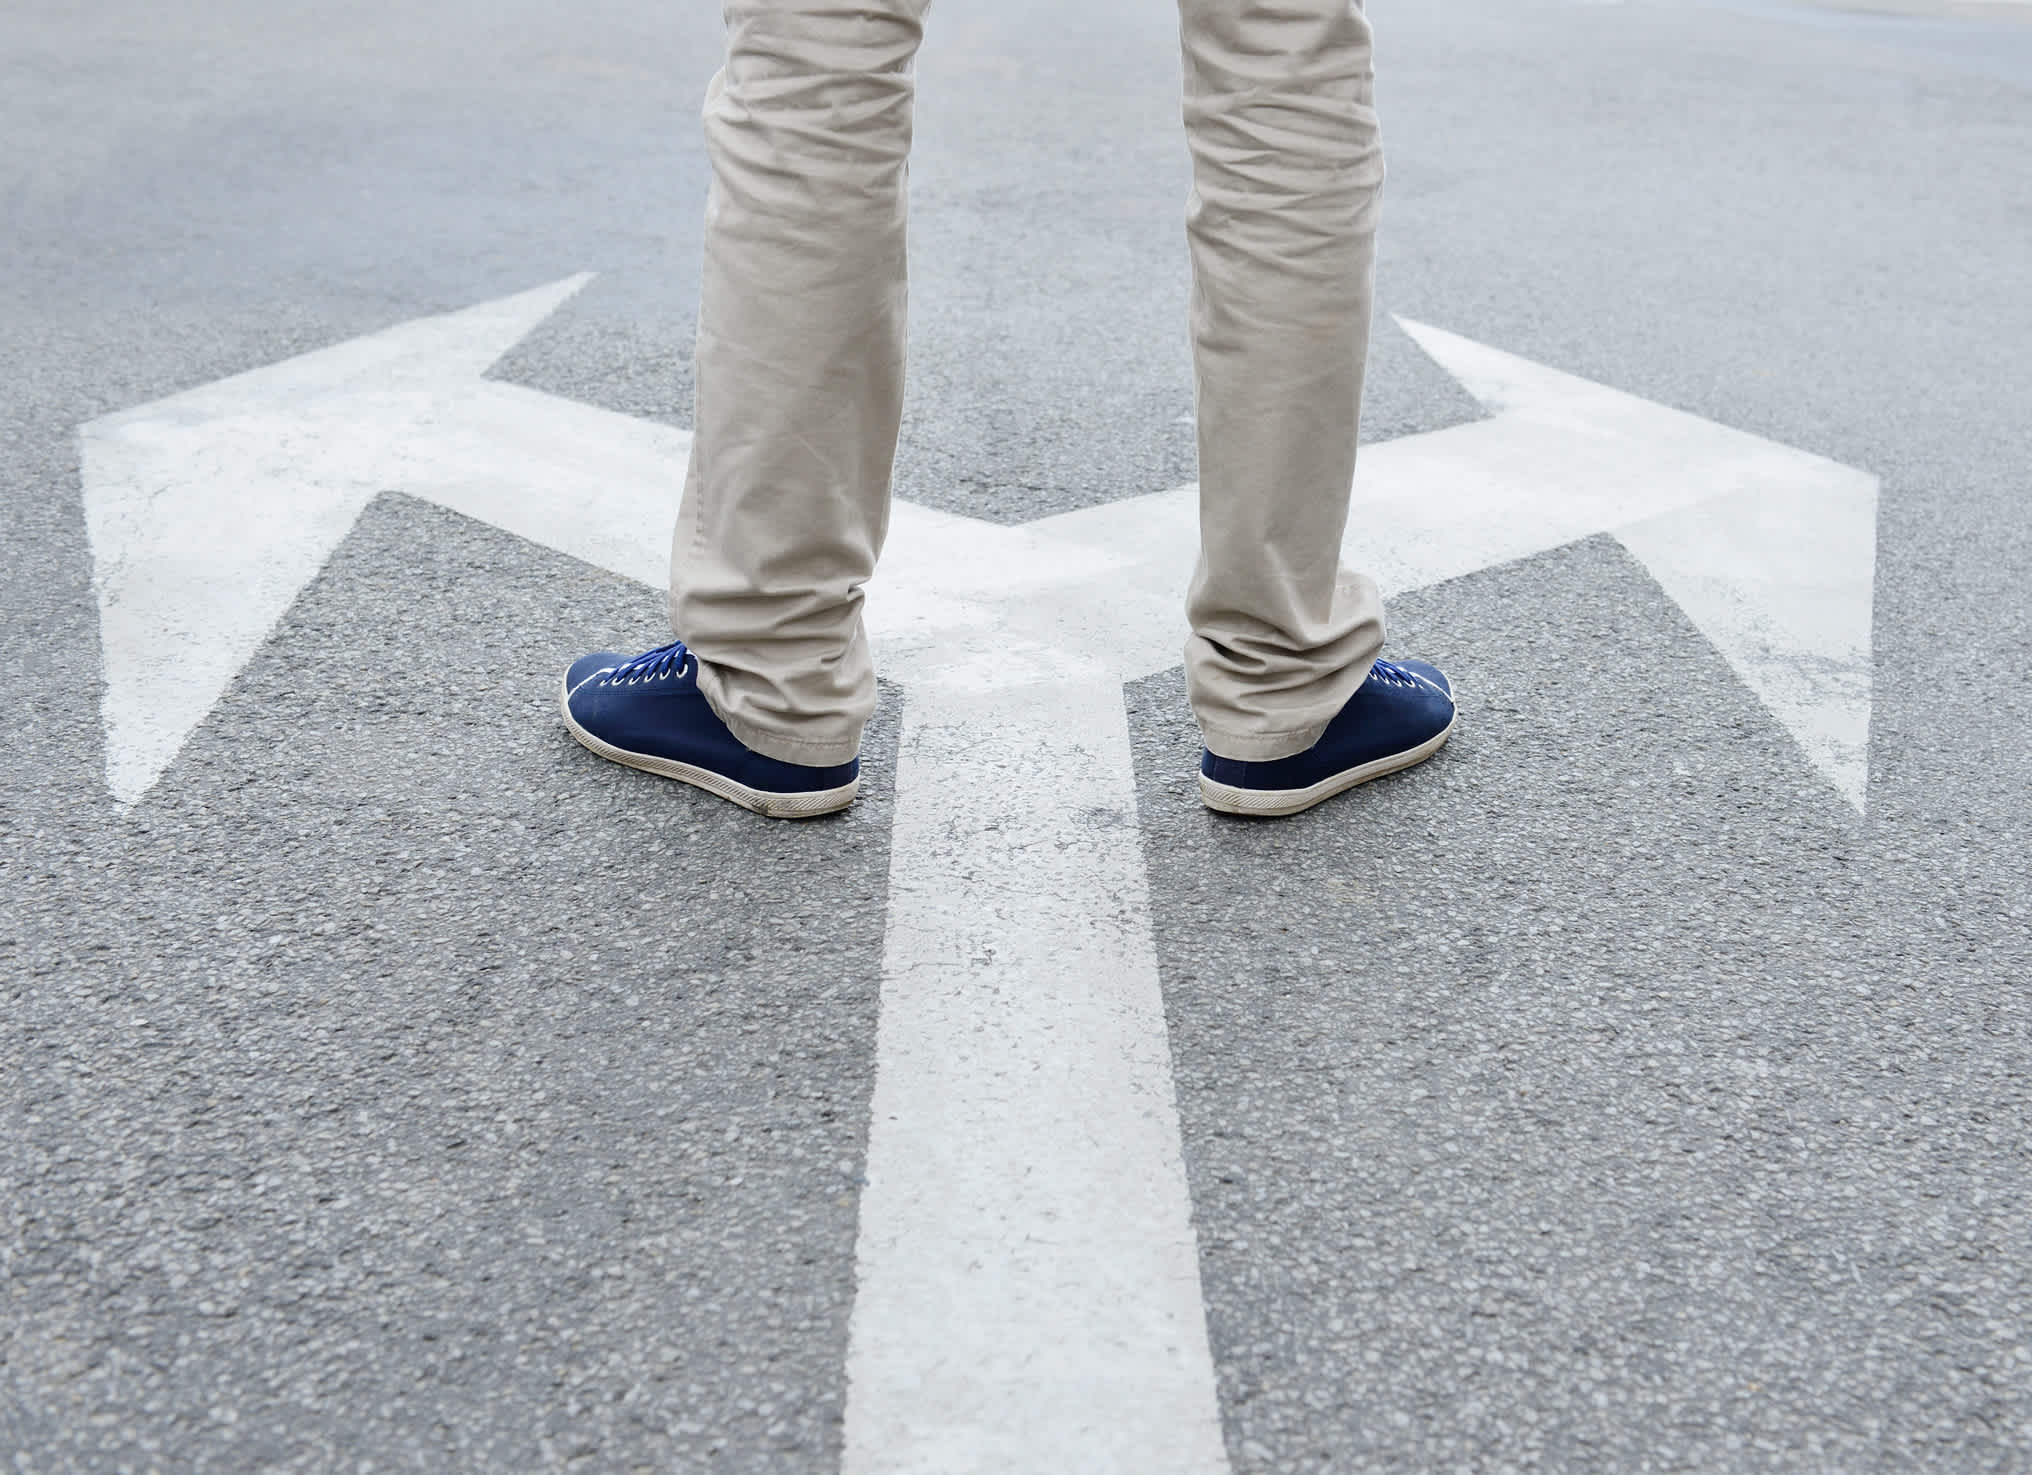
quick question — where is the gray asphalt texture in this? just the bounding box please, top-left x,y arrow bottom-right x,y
12,493 -> 904,1470
5,0 -> 2031,1470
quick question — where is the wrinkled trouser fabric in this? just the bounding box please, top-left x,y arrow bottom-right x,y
670,0 -> 1386,766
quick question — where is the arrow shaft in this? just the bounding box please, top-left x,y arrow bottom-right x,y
394,381 -> 692,593
844,678 -> 1229,1475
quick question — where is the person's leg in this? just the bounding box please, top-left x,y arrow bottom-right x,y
1176,0 -> 1388,763
669,0 -> 930,769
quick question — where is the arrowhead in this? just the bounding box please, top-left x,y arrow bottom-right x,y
81,275 -> 593,805
1395,318 -> 1878,812
1615,482 -> 1876,811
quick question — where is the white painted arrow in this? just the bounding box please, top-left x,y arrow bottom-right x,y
81,280 -> 1878,812
80,273 -> 681,806
77,280 -> 1878,1474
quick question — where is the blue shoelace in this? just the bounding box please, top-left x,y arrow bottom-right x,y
606,641 -> 1412,693
604,639 -> 693,685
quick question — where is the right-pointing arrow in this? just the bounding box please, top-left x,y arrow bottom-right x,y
1394,320 -> 1878,811
980,322 -> 1879,812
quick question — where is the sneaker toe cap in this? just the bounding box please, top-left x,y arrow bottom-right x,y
564,651 -> 627,694
1395,658 -> 1454,702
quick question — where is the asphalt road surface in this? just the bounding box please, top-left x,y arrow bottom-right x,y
5,0 -> 2031,1471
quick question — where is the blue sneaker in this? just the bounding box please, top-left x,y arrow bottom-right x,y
559,640 -> 860,819
1198,657 -> 1456,817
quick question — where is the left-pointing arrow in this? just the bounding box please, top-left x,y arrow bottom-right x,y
78,274 -> 700,806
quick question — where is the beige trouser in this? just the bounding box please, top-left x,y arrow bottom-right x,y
671,0 -> 1386,767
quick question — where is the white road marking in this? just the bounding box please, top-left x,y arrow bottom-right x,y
79,274 -> 674,804
75,278 -> 1883,1467
846,677 -> 1228,1475
1395,321 -> 1878,809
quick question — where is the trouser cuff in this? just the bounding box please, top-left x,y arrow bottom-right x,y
1197,719 -> 1333,764
694,660 -> 866,769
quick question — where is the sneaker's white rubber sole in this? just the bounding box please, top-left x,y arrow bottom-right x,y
1198,710 -> 1457,818
558,681 -> 858,819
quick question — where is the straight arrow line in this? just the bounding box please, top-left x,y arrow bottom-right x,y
844,678 -> 1230,1475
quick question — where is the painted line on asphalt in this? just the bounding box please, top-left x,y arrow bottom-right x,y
78,281 -> 1881,815
843,676 -> 1228,1475
74,278 -> 1883,1468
